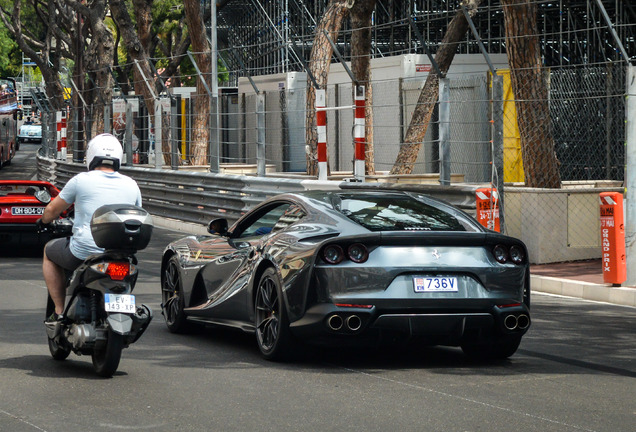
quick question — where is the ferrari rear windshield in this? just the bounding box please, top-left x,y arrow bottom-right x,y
334,194 -> 479,232
0,184 -> 49,196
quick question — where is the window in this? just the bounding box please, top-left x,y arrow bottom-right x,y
334,194 -> 478,232
237,203 -> 304,239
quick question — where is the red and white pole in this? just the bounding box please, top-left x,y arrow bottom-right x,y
354,85 -> 365,182
316,89 -> 327,181
60,110 -> 67,160
56,111 -> 62,160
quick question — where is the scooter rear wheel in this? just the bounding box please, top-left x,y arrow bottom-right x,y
92,329 -> 124,378
45,295 -> 71,361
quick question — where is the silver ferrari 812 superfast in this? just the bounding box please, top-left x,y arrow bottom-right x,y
160,190 -> 530,360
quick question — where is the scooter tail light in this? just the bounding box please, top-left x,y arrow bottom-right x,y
92,262 -> 134,281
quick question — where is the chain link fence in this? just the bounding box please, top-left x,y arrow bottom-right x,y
32,61 -> 631,263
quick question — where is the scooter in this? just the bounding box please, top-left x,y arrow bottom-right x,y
40,204 -> 153,377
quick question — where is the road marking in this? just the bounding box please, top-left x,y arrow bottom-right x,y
0,409 -> 49,431
335,366 -> 599,432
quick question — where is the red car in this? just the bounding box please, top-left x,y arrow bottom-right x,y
0,180 -> 64,250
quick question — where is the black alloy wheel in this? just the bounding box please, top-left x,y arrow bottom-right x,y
161,255 -> 189,333
254,267 -> 292,360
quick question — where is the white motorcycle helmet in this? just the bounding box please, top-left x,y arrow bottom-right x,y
86,133 -> 123,171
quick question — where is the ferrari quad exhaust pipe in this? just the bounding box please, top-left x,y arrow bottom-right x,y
503,314 -> 518,331
516,314 -> 530,330
327,314 -> 344,331
346,315 -> 362,331
503,313 -> 530,331
327,314 -> 364,332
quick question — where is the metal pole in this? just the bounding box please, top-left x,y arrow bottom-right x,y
594,0 -> 631,64
124,102 -> 133,166
256,93 -> 266,176
408,18 -> 443,78
492,74 -> 506,233
624,65 -> 636,285
316,89 -> 327,181
154,99 -> 162,169
103,103 -> 111,134
461,4 -> 496,76
324,31 -> 357,85
209,0 -> 220,173
353,85 -> 365,182
171,98 -> 179,170
438,78 -> 450,185
75,10 -> 85,163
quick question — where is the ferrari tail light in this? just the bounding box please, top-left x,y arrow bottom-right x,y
347,243 -> 369,263
492,244 -> 526,265
322,245 -> 344,264
92,262 -> 134,280
321,243 -> 371,265
493,244 -> 508,263
509,245 -> 525,264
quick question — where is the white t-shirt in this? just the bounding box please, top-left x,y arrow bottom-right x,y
59,170 -> 142,259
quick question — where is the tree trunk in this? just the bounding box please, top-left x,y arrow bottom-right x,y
81,0 -> 115,137
350,0 -> 376,175
110,0 -> 170,165
305,0 -> 352,176
390,0 -> 484,174
184,0 -> 211,166
501,0 -> 561,188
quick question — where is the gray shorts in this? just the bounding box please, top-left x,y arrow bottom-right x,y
44,238 -> 83,271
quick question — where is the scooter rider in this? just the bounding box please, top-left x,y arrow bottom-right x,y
37,133 -> 142,322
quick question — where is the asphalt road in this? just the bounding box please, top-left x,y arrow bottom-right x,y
1,145 -> 635,432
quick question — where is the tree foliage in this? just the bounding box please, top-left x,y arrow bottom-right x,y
0,19 -> 18,77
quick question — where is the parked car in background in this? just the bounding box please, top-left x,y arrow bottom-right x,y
160,190 -> 531,361
17,123 -> 42,147
0,180 -> 65,251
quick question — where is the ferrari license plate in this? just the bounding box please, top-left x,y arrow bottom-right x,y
11,206 -> 44,215
413,277 -> 458,293
104,294 -> 136,313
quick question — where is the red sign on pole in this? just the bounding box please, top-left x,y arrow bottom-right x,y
599,192 -> 626,285
475,187 -> 500,232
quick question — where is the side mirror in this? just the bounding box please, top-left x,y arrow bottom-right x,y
208,218 -> 228,236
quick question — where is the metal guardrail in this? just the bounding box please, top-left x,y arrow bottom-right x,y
37,155 -> 480,226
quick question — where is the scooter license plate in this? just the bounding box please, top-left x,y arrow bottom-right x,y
104,294 -> 136,313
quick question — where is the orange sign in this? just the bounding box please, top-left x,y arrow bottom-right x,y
599,192 -> 625,285
475,187 -> 500,232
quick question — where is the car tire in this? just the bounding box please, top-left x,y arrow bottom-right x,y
161,255 -> 190,333
254,267 -> 292,361
461,335 -> 522,360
